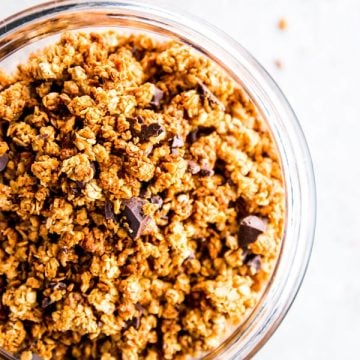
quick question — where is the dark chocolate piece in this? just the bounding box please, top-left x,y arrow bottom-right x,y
126,316 -> 141,330
187,129 -> 198,144
241,249 -> 249,261
90,162 -> 98,177
38,133 -> 49,139
214,158 -> 227,174
0,301 -> 9,321
160,215 -> 169,222
186,126 -> 215,144
244,253 -> 262,273
0,275 -> 6,294
139,182 -> 150,198
135,303 -> 146,315
171,135 -> 184,149
135,115 -> 145,124
187,161 -> 201,175
105,201 -> 117,222
238,215 -> 267,248
71,181 -> 86,195
122,197 -> 150,239
128,115 -> 144,138
197,81 -> 225,111
75,181 -> 86,190
50,282 -> 67,291
150,195 -> 163,208
41,297 -> 53,309
59,246 -> 69,254
140,123 -> 164,141
136,115 -> 145,124
235,197 -> 248,219
132,46 -> 145,61
134,316 -> 141,330
0,154 -> 8,172
199,166 -> 214,177
61,132 -> 75,148
150,86 -> 164,108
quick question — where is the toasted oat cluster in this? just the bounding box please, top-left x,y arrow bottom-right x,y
0,32 -> 284,360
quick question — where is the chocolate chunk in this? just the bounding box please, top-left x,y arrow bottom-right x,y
150,86 -> 164,108
187,161 -> 201,175
49,281 -> 67,290
75,181 -> 86,190
140,123 -> 164,142
171,135 -> 184,149
105,201 -> 117,221
41,297 -> 53,309
134,316 -> 141,330
214,158 -> 227,173
150,195 -> 163,208
71,181 -> 86,195
197,81 -> 225,111
61,132 -> 75,148
244,253 -> 262,273
186,126 -> 215,144
38,133 -> 49,139
187,129 -> 198,144
160,215 -> 169,222
122,197 -> 150,239
125,316 -> 141,330
0,301 -> 9,321
0,154 -> 8,172
170,135 -> 183,154
131,46 -> 145,61
0,275 -> 6,295
238,215 -> 267,248
185,291 -> 202,308
90,162 -> 98,177
199,166 -> 214,177
135,303 -> 146,315
139,183 -> 150,198
241,249 -> 249,261
59,246 -> 69,254
136,115 -> 145,124
235,197 -> 248,220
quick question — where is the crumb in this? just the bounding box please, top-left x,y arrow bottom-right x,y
274,59 -> 284,69
278,17 -> 288,31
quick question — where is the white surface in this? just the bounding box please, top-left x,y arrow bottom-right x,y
1,0 -> 359,359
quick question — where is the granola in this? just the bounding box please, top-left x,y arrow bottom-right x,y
0,31 -> 284,360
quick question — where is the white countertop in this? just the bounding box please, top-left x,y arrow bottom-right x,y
1,0 -> 359,359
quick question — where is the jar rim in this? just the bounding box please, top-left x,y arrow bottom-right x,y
0,1 -> 316,359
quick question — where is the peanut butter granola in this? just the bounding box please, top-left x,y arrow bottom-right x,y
0,31 -> 284,360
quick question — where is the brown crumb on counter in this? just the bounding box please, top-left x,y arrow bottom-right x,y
274,59 -> 284,69
278,17 -> 288,31
0,31 -> 284,360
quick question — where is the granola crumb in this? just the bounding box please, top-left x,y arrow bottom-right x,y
274,58 -> 284,69
278,17 -> 288,31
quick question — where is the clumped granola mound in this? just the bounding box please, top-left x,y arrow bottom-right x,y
0,32 -> 284,360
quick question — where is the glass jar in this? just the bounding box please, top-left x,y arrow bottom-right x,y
0,1 -> 316,359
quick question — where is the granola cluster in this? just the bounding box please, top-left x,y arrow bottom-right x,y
0,31 -> 284,360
